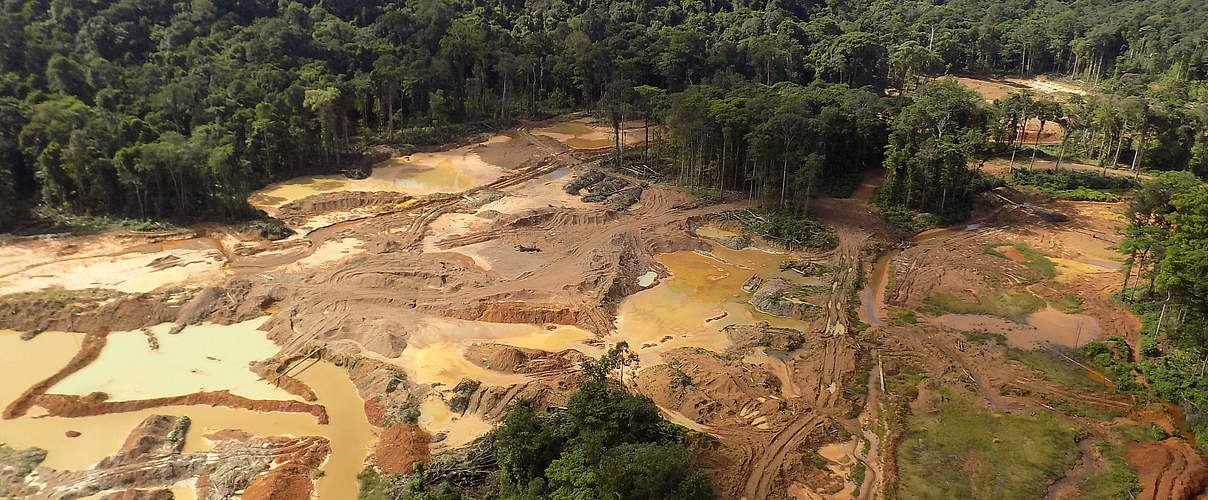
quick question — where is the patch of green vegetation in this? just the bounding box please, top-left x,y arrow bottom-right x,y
897,389 -> 1082,500
30,205 -> 175,233
1051,187 -> 1120,202
924,290 -> 1045,320
1009,168 -> 1138,192
357,466 -> 396,500
1079,340 -> 1146,393
742,210 -> 838,250
1005,348 -> 1107,393
1079,441 -> 1141,500
895,308 -> 918,324
879,205 -> 942,236
238,220 -> 293,240
961,330 -> 1008,347
1112,424 -> 1152,443
984,243 -> 1057,278
383,403 -> 421,426
885,369 -> 928,400
851,460 -> 867,490
983,245 -> 1008,259
1047,293 -> 1085,314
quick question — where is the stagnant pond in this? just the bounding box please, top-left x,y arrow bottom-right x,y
0,321 -> 374,498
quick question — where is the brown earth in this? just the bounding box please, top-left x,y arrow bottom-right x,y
2,117 -> 1198,500
373,422 -> 431,474
1126,439 -> 1208,500
31,391 -> 328,423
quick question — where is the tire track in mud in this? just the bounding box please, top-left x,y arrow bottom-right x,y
740,414 -> 823,500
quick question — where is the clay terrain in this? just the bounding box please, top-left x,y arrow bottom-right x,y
0,113 -> 1201,499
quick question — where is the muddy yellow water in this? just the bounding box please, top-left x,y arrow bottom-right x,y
417,396 -> 493,452
248,147 -> 506,212
0,325 -> 375,497
613,243 -> 812,363
393,316 -> 595,387
51,318 -> 295,402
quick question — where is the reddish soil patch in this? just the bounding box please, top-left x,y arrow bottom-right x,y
1125,439 -> 1208,500
31,391 -> 328,423
373,422 -> 431,475
364,395 -> 387,427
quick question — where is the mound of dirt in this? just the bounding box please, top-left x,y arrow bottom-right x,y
749,278 -> 819,319
373,422 -> 431,475
564,169 -> 605,194
276,191 -> 414,224
723,322 -> 806,353
464,343 -> 587,376
95,415 -> 189,468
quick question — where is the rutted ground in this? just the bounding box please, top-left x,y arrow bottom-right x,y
0,114 -> 1202,499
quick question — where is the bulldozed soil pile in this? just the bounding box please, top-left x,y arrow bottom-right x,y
464,343 -> 587,376
723,322 -> 806,353
275,191 -> 413,223
372,422 -> 431,474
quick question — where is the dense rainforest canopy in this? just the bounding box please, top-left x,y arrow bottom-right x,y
0,0 -> 1206,230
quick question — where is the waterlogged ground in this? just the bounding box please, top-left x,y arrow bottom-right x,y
612,242 -> 817,363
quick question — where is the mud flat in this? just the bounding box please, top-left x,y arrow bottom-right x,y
532,117 -> 645,149
248,137 -> 511,214
929,307 -> 1101,349
0,235 -> 227,295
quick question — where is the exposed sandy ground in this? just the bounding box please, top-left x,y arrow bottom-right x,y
2,115 -> 1200,500
981,156 -> 1151,180
532,116 -> 649,150
955,76 -> 1088,145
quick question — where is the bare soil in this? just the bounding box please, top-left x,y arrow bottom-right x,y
1,115 -> 1200,499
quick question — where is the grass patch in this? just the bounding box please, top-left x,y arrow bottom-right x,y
961,330 -> 1008,347
983,245 -> 1008,259
1047,293 -> 1085,314
885,369 -> 928,400
985,243 -> 1057,278
895,308 -> 919,324
897,389 -> 1082,500
1009,168 -> 1138,191
851,460 -> 867,490
1005,348 -> 1108,393
1051,187 -> 1120,202
924,290 -> 1045,320
1079,440 -> 1141,500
